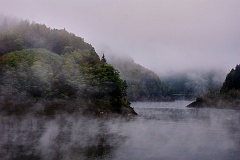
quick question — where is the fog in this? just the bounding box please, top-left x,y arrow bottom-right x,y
1,0 -> 240,76
1,101 -> 240,160
1,2 -> 240,159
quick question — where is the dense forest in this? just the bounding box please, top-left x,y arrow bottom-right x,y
107,55 -> 172,101
0,19 -> 136,115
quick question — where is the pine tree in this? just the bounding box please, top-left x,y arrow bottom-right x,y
101,53 -> 107,63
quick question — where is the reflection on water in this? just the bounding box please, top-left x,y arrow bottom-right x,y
0,101 -> 240,160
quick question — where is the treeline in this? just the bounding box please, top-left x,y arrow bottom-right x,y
0,19 -> 136,115
0,19 -> 92,55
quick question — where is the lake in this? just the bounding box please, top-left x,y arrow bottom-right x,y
1,101 -> 240,160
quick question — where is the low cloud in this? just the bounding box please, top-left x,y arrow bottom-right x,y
1,0 -> 239,75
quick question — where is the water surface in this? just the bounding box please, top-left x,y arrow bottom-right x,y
0,101 -> 240,160
116,101 -> 240,160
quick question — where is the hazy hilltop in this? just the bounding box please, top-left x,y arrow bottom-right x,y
105,53 -> 225,101
0,18 -> 92,55
107,54 -> 172,101
0,15 -> 19,32
0,18 -> 136,115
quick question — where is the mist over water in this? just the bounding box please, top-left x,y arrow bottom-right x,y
0,1 -> 240,159
120,101 -> 240,160
1,101 -> 240,160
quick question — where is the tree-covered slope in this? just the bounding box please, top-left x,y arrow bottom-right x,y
107,55 -> 172,101
220,64 -> 240,93
0,20 -> 136,115
0,20 -> 92,55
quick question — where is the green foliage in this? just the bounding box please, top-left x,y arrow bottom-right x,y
0,49 -> 73,100
62,50 -> 127,111
0,21 -> 134,115
0,48 -> 130,114
89,57 -> 129,112
221,64 -> 240,93
0,20 -> 92,55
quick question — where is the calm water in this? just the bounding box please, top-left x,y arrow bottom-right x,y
0,101 -> 240,160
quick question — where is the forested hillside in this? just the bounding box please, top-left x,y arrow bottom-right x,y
107,55 -> 172,101
0,20 -> 92,55
0,19 -> 136,115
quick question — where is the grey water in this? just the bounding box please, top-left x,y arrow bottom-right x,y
0,101 -> 240,160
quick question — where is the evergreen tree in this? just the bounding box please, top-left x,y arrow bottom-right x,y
101,53 -> 107,63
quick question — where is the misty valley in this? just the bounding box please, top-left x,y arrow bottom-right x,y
0,17 -> 240,160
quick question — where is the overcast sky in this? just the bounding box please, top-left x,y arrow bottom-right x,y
1,0 -> 240,76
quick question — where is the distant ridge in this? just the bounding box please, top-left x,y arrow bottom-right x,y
107,54 -> 172,101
